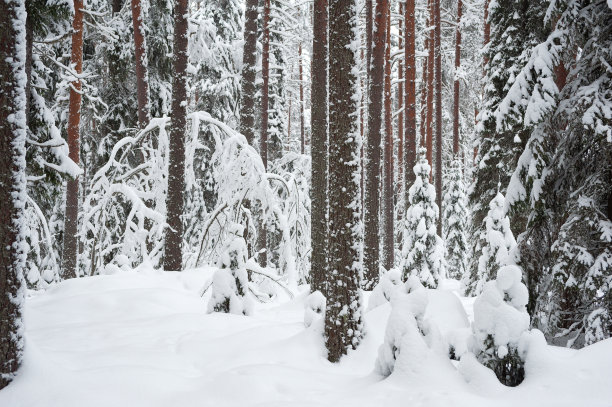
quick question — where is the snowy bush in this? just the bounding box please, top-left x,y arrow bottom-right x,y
208,224 -> 254,316
368,268 -> 402,310
472,264 -> 529,386
304,290 -> 326,328
400,148 -> 445,288
464,192 -> 516,296
375,281 -> 429,376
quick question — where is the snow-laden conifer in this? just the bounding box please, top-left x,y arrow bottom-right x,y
464,192 -> 516,296
443,159 -> 468,281
401,148 -> 445,288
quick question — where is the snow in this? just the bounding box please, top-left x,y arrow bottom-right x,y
1,270 -> 611,406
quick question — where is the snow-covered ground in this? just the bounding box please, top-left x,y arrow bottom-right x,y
1,269 -> 611,407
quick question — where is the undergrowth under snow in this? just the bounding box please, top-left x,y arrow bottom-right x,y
0,269 -> 610,407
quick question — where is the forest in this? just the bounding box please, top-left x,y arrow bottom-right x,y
0,0 -> 610,405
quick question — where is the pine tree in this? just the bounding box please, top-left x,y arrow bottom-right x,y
131,0 -> 151,129
381,7 -> 394,271
310,0 -> 329,295
62,0 -> 85,279
240,0 -> 258,145
363,0 -> 388,289
443,159 -> 468,280
325,0 -> 364,362
0,0 -> 27,388
401,148 -> 445,288
164,0 -> 189,271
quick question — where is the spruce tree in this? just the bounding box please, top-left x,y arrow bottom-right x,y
401,148 -> 445,288
443,159 -> 468,280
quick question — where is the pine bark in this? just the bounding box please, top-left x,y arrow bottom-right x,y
434,0 -> 442,236
425,0 -> 434,168
62,0 -> 84,279
164,0 -> 189,271
382,9 -> 394,270
132,0 -> 151,129
257,0 -> 271,267
397,3 -> 404,197
363,0 -> 388,289
0,0 -> 27,389
310,0 -> 328,295
299,43 -> 305,154
326,0 -> 363,362
405,0 -> 417,191
240,0 -> 258,145
453,0 -> 462,156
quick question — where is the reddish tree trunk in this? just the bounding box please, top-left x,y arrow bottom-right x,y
483,0 -> 490,68
62,0 -> 84,279
453,0 -> 462,156
132,0 -> 151,129
425,0 -> 434,169
241,0 -> 258,145
434,0 -> 442,236
363,0 -> 388,289
397,2 -> 404,192
164,0 -> 189,271
382,8 -> 394,270
405,0 -> 417,191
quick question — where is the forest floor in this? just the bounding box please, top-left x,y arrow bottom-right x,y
0,268 -> 610,407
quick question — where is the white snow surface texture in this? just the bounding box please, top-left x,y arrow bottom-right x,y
1,269 -> 611,407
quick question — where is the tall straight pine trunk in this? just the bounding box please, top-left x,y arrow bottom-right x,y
310,0 -> 328,295
299,43 -> 305,154
0,0 -> 27,389
363,0 -> 388,289
240,0 -> 258,145
325,0 -> 363,362
425,0 -> 434,168
434,0 -> 443,235
62,0 -> 84,279
257,0 -> 272,267
164,0 -> 189,271
405,0 -> 417,191
453,0 -> 462,156
132,0 -> 151,129
382,8 -> 394,270
397,2 -> 404,201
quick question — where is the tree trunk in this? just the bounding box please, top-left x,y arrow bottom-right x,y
310,0 -> 328,295
62,0 -> 84,279
397,2 -> 404,201
240,0 -> 258,145
132,0 -> 151,129
363,0 -> 388,290
299,43 -> 305,154
366,0 -> 372,80
405,0 -> 417,193
326,0 -> 363,362
382,8 -> 394,270
425,0 -> 434,168
256,0 -> 271,268
452,0 -> 462,156
0,0 -> 27,389
434,0 -> 442,236
483,0 -> 490,68
164,0 -> 189,271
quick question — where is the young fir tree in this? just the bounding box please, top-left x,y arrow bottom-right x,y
0,0 -> 27,389
472,264 -> 529,387
325,0 -> 364,362
464,192 -> 516,296
443,159 -> 468,280
401,148 -> 445,288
